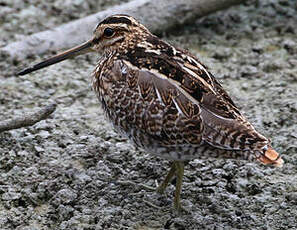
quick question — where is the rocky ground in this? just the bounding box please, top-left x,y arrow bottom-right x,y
0,0 -> 297,229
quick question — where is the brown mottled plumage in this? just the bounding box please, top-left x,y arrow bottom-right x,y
18,15 -> 283,211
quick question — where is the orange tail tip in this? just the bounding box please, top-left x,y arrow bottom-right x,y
258,147 -> 284,168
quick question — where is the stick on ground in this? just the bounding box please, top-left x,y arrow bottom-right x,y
0,103 -> 57,133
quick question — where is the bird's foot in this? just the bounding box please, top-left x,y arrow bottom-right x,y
117,180 -> 156,191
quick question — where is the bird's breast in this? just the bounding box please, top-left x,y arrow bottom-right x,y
92,59 -> 146,140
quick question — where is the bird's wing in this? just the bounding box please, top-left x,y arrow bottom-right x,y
171,50 -> 269,151
103,58 -> 204,147
119,37 -> 269,151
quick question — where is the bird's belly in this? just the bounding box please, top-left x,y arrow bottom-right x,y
95,82 -> 253,162
141,142 -> 205,161
109,120 -> 205,161
97,96 -> 205,161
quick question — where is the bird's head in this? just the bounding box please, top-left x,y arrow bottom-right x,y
92,14 -> 150,53
18,14 -> 150,75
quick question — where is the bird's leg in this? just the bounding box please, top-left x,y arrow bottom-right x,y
118,162 -> 177,193
156,162 -> 176,194
173,161 -> 184,212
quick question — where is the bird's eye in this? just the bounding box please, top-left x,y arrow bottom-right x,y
104,28 -> 115,37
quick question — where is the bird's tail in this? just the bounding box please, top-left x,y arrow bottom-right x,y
257,146 -> 284,168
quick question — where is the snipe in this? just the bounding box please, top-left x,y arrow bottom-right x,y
18,14 -> 283,212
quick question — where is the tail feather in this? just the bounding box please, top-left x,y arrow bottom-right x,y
258,146 -> 284,168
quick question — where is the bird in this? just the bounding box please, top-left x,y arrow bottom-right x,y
18,14 -> 284,212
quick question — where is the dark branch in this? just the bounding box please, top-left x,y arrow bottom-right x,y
0,103 -> 57,133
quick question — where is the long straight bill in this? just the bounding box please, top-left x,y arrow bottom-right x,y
17,40 -> 93,76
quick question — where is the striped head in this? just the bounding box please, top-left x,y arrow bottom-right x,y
92,14 -> 151,53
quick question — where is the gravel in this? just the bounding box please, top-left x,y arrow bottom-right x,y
0,0 -> 297,229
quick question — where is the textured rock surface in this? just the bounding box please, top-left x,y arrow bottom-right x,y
0,0 -> 296,229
